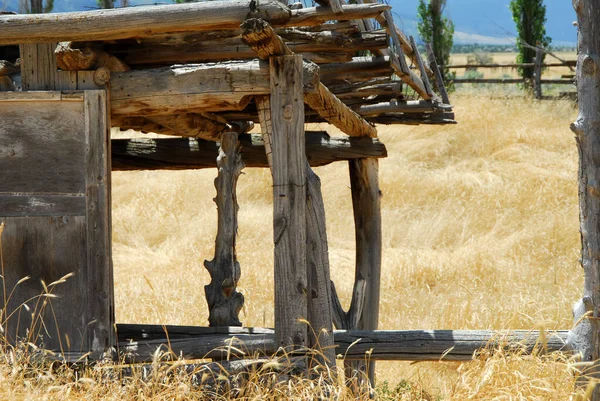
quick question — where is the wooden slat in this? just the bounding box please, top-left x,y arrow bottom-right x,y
425,43 -> 450,105
110,134 -> 388,171
116,324 -> 571,363
19,43 -> 59,90
285,3 -> 390,27
84,90 -> 114,357
270,55 -> 309,350
409,35 -> 433,97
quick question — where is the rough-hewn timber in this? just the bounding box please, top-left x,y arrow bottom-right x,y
0,1 -> 389,45
204,132 -> 245,327
270,54 -> 309,351
55,42 -> 130,72
111,134 -> 387,171
116,324 -> 571,363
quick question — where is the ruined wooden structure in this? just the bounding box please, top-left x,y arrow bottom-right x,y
0,0 -> 461,386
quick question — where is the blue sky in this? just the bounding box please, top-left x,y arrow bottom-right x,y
0,0 -> 578,46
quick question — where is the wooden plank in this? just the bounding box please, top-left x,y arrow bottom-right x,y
110,134 -> 388,171
270,55 -> 309,350
109,60 -> 319,116
348,158 -> 382,385
1,216 -> 88,351
19,43 -> 58,90
356,100 -> 444,116
409,36 -> 433,97
204,132 -> 245,327
0,195 -> 86,216
0,101 -> 86,194
115,324 -> 571,363
425,43 -> 450,105
447,61 -> 577,69
84,90 -> 114,357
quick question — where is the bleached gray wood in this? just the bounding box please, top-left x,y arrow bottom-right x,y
568,1 -> 600,398
269,55 -> 309,351
348,157 -> 382,386
356,100 -> 445,116
0,195 -> 86,216
204,132 -> 245,327
110,134 -> 387,171
0,0 -> 290,45
285,3 -> 390,28
116,324 -> 571,363
19,43 -> 58,90
109,60 -> 319,116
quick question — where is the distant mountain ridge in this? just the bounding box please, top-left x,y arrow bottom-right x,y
2,0 -> 578,46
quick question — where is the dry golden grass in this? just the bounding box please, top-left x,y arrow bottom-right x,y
0,91 -> 587,399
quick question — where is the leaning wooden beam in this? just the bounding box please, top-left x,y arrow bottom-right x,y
242,18 -> 377,138
116,324 -> 571,363
109,59 -> 319,116
426,43 -> 450,104
204,132 -> 245,327
0,1 -> 389,45
110,134 -> 388,171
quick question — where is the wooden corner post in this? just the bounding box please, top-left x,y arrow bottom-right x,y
569,0 -> 600,399
270,54 -> 309,350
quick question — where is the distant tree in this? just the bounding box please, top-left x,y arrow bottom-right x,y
19,0 -> 53,13
417,0 -> 454,82
97,0 -> 114,8
509,0 -> 551,81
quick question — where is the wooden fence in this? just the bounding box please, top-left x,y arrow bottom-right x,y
448,50 -> 576,99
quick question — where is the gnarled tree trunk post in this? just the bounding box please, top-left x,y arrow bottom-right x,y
568,1 -> 600,399
204,132 -> 245,327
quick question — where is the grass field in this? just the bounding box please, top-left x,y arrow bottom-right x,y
108,89 -> 584,398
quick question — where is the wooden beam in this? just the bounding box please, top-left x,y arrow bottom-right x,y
110,134 -> 388,171
19,43 -> 59,90
204,132 -> 245,327
356,100 -> 449,116
116,324 -> 571,363
0,2 -> 389,46
242,18 -> 377,138
426,43 -> 450,104
0,0 -> 290,45
109,59 -> 319,116
270,54 -> 309,351
409,35 -> 433,97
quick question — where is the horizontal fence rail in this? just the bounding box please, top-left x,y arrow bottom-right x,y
116,324 -> 571,363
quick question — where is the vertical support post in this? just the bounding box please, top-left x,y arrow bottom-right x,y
270,54 -> 309,350
349,157 -> 382,387
204,132 -> 245,327
19,43 -> 59,90
534,45 -> 543,100
569,1 -> 600,399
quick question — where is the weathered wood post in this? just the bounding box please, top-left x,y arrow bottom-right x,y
534,44 -> 543,100
269,54 -> 309,350
204,132 -> 245,327
568,1 -> 600,399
